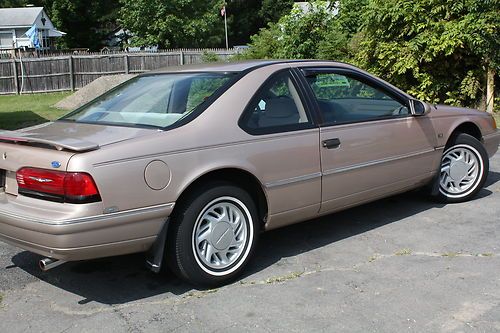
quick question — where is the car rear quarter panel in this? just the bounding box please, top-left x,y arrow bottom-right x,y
67,63 -> 321,223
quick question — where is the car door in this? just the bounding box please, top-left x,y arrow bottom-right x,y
238,69 -> 321,229
297,67 -> 439,213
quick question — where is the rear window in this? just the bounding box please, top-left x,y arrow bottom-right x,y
61,73 -> 233,128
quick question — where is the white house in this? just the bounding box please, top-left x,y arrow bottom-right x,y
0,7 -> 66,50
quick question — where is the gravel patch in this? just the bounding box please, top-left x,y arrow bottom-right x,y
55,74 -> 136,110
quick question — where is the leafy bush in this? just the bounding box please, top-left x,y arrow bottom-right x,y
201,51 -> 221,63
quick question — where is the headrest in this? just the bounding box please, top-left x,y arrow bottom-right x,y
264,98 -> 298,118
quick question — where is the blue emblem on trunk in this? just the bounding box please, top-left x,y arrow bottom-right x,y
51,161 -> 61,168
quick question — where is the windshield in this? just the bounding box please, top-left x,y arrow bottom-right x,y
61,73 -> 233,128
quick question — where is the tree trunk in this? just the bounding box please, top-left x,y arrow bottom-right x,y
486,65 -> 495,114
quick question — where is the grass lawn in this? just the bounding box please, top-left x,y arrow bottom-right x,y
494,112 -> 500,126
0,92 -> 71,130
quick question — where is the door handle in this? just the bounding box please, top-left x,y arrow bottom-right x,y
322,138 -> 341,149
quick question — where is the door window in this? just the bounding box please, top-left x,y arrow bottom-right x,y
305,72 -> 409,124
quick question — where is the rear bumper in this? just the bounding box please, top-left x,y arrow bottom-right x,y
483,130 -> 500,157
0,194 -> 174,261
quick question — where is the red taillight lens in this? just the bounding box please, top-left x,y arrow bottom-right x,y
16,168 -> 65,196
16,167 -> 101,203
64,172 -> 100,197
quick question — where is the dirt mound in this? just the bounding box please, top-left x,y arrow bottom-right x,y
55,74 -> 136,110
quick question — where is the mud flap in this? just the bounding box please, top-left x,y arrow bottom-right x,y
145,218 -> 169,273
430,164 -> 441,196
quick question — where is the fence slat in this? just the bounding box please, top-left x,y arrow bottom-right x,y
124,54 -> 129,74
12,59 -> 19,94
69,56 -> 74,91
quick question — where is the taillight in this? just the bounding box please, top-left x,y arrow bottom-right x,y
16,167 -> 101,204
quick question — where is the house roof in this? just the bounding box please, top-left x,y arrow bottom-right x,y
0,7 -> 43,27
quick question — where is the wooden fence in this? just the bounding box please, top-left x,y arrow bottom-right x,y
0,49 -> 237,95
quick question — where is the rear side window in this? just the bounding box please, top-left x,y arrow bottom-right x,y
240,70 -> 312,134
306,72 -> 409,124
61,73 -> 232,129
186,76 -> 229,111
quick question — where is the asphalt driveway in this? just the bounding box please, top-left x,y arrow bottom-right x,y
1,152 -> 499,332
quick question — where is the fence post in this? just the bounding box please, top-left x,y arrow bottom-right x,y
68,56 -> 75,91
124,54 -> 129,74
179,50 -> 184,65
12,59 -> 19,95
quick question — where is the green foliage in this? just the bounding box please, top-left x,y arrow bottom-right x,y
354,0 -> 499,105
333,0 -> 369,35
119,0 -> 224,48
259,0 -> 294,23
275,3 -> 333,59
243,0 -> 366,61
186,76 -> 230,111
225,0 -> 263,47
245,0 -> 499,109
201,51 -> 221,63
245,1 -> 337,59
0,0 -> 25,6
243,23 -> 281,59
0,0 -> 53,9
118,0 -> 296,48
49,0 -> 120,50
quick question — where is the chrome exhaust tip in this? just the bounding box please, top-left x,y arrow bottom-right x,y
39,258 -> 66,271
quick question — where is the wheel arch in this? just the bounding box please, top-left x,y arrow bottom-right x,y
445,121 -> 482,147
172,168 -> 269,228
445,120 -> 483,150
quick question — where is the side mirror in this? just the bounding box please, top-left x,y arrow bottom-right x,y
409,99 -> 431,116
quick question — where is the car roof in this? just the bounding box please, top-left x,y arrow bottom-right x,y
146,60 -> 411,100
148,59 -> 347,74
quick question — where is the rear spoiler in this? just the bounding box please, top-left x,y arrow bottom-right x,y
0,131 -> 99,152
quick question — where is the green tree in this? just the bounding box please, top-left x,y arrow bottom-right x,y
355,0 -> 499,110
259,0 -> 294,23
245,1 -> 336,59
0,0 -> 29,6
333,0 -> 368,35
225,0 -> 293,47
0,1 -> 55,11
225,0 -> 262,46
119,0 -> 224,48
49,0 -> 120,50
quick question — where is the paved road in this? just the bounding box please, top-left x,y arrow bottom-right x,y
1,152 -> 499,332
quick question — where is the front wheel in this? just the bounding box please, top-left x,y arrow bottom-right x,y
166,182 -> 259,287
433,133 -> 489,203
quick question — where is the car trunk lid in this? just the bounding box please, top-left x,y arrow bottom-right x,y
0,121 -> 158,152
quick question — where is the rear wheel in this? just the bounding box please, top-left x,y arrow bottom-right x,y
433,133 -> 489,203
166,182 -> 259,287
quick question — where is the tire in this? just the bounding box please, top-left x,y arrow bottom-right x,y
433,133 -> 489,203
166,181 -> 259,287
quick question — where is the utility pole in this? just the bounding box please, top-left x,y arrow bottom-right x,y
221,4 -> 229,49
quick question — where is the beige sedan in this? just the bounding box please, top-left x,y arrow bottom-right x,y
0,60 -> 499,286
